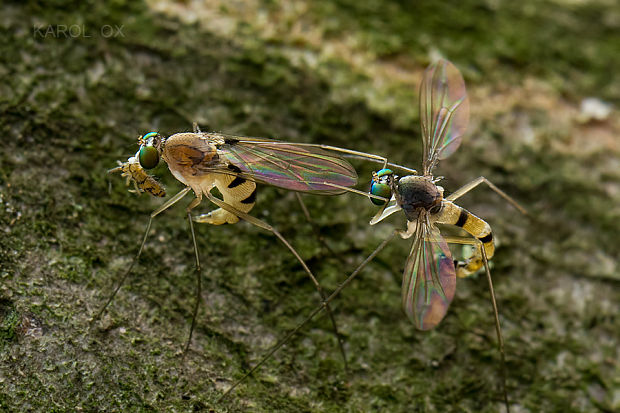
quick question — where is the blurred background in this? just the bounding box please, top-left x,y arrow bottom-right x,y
1,1 -> 618,411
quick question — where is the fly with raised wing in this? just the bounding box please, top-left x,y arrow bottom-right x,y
221,60 -> 526,412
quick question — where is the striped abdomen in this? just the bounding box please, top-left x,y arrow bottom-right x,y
435,200 -> 494,277
195,164 -> 257,225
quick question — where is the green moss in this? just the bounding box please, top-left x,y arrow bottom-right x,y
0,300 -> 20,348
0,0 -> 618,411
304,0 -> 620,99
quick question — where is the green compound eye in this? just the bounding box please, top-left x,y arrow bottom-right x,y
370,182 -> 391,205
142,132 -> 159,141
139,145 -> 159,169
376,168 -> 393,177
369,168 -> 393,205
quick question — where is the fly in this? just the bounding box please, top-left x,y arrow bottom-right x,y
108,157 -> 166,198
221,60 -> 526,412
96,127 -> 360,366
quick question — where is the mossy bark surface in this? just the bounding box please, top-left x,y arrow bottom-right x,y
1,1 -> 618,412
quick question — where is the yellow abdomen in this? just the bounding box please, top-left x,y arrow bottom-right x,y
434,201 -> 495,277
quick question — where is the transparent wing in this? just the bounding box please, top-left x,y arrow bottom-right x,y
197,135 -> 358,194
402,216 -> 456,330
420,59 -> 470,175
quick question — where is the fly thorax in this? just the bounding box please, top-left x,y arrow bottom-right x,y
162,133 -> 219,177
395,175 -> 443,221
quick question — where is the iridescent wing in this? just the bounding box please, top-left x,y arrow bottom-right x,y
420,59 -> 470,176
402,215 -> 456,330
200,134 -> 358,194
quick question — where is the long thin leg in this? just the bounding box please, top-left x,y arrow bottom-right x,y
91,215 -> 153,325
233,140 -> 418,175
184,208 -> 202,356
91,186 -> 192,324
202,191 -> 348,370
315,144 -> 417,174
442,176 -> 517,411
320,182 -> 390,204
217,230 -> 398,401
446,176 -> 527,215
294,192 -> 335,255
316,183 -> 403,226
480,245 -> 510,413
152,186 -> 193,217
442,234 -> 510,413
